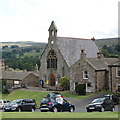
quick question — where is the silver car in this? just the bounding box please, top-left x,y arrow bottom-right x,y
0,100 -> 10,109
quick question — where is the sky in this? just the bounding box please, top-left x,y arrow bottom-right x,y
0,0 -> 119,43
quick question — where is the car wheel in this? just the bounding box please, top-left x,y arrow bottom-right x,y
69,107 -> 74,112
31,108 -> 35,112
18,107 -> 21,112
87,110 -> 92,112
53,107 -> 58,112
100,107 -> 104,112
111,107 -> 114,112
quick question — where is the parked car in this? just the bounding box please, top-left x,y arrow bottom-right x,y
86,98 -> 115,112
3,99 -> 36,112
40,97 -> 75,112
0,100 -> 10,109
104,94 -> 120,105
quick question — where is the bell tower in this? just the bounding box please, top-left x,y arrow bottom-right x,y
48,21 -> 58,44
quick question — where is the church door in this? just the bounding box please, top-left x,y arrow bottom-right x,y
50,74 -> 56,86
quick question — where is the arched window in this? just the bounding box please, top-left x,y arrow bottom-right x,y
47,50 -> 57,69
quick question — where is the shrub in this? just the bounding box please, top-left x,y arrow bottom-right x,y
2,80 -> 9,94
60,76 -> 70,90
75,84 -> 86,95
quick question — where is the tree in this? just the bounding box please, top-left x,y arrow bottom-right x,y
60,76 -> 70,90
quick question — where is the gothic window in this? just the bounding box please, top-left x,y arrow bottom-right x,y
83,70 -> 89,79
47,50 -> 57,69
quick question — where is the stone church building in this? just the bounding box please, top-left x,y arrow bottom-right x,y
40,21 -> 120,93
40,21 -> 99,90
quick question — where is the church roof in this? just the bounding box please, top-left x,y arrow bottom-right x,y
56,37 -> 99,67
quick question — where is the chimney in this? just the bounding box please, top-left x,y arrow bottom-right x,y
81,49 -> 86,59
97,52 -> 104,58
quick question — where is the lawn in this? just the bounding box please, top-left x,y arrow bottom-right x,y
2,112 -> 119,119
2,90 -> 51,108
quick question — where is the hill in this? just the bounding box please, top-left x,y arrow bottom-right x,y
95,38 -> 119,48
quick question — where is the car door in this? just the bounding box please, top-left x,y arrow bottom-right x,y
21,100 -> 32,111
103,99 -> 112,111
61,99 -> 70,111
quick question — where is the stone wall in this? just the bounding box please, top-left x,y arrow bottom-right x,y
40,42 -> 70,87
110,66 -> 120,93
22,74 -> 39,87
96,71 -> 106,91
70,59 -> 97,93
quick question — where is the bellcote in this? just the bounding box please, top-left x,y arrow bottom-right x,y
48,21 -> 58,42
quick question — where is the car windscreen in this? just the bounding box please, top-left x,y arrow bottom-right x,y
41,98 -> 50,103
10,99 -> 22,104
91,98 -> 105,103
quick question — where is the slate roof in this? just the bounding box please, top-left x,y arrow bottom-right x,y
1,71 -> 39,80
56,37 -> 99,67
86,58 -> 118,70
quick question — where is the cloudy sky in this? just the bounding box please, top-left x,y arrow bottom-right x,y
0,0 -> 118,43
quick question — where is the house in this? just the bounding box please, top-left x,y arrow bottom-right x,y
0,59 -> 39,90
70,51 -> 119,94
108,61 -> 120,93
1,71 -> 39,90
39,21 -> 99,89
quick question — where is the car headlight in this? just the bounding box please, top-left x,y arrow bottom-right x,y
12,104 -> 18,107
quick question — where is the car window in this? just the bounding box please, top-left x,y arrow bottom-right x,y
63,99 -> 67,103
3,100 -> 7,103
41,98 -> 50,103
23,99 -> 35,103
11,99 -> 22,104
92,98 -> 105,103
0,101 -> 2,104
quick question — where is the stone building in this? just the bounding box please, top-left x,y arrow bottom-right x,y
0,59 -> 39,90
1,71 -> 39,90
70,51 -> 119,93
108,61 -> 120,93
39,21 -> 99,89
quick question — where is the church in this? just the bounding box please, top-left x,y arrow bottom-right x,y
39,21 -> 106,92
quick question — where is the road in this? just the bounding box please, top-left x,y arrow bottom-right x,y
65,91 -> 119,112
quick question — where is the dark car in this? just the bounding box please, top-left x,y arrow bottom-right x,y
40,97 -> 75,112
104,94 -> 120,105
3,99 -> 36,112
86,98 -> 115,112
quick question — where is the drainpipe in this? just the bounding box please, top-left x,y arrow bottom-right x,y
95,70 -> 97,92
110,66 -> 112,93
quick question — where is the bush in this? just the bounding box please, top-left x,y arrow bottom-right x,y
75,84 -> 86,95
60,76 -> 70,90
2,80 -> 9,94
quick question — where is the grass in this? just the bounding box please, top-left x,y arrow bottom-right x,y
2,90 -> 51,108
2,112 -> 119,118
61,91 -> 96,99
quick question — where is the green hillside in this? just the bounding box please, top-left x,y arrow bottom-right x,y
95,38 -> 119,48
